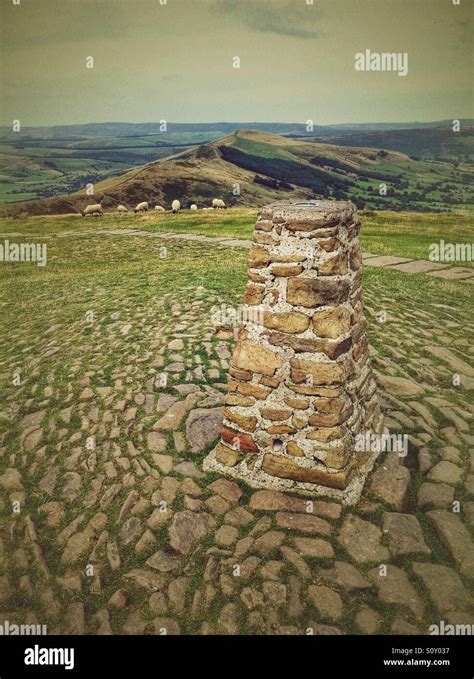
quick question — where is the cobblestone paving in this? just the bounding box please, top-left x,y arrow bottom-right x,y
0,233 -> 472,635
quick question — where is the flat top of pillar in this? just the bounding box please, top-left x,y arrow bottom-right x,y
260,199 -> 355,223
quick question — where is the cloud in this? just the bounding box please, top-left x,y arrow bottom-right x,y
213,0 -> 323,39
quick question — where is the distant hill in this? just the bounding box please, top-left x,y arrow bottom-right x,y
315,126 -> 474,162
1,119 -> 473,140
1,120 -> 472,205
1,129 -> 472,217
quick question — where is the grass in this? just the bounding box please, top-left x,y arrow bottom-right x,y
0,210 -> 472,633
1,208 -> 473,267
0,208 -> 474,266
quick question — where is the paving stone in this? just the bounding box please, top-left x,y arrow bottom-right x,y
262,581 -> 287,607
185,407 -> 223,453
238,555 -> 261,581
249,516 -> 272,536
148,592 -> 168,615
426,510 -> 474,578
376,375 -> 424,396
208,478 -> 243,504
205,495 -> 231,515
152,453 -> 173,473
355,605 -> 381,634
259,560 -> 285,582
391,618 -> 420,635
146,431 -> 167,453
427,267 -> 474,280
146,550 -> 179,573
412,562 -> 472,613
307,621 -> 344,635
389,260 -> 450,274
369,453 -> 410,509
215,525 -> 239,547
338,514 -> 389,563
108,589 -> 128,609
307,585 -> 343,620
122,610 -> 146,635
156,394 -> 178,412
417,482 -> 455,509
291,536 -> 334,559
240,587 -> 264,610
0,468 -> 23,492
153,393 -> 201,430
123,569 -> 167,592
173,461 -> 204,479
427,461 -> 463,484
169,511 -> 214,554
65,602 -> 86,635
364,255 -> 411,267
120,517 -> 142,546
147,507 -> 173,530
0,576 -> 12,604
253,531 -> 285,555
280,546 -> 311,579
275,512 -> 333,536
224,506 -> 254,526
368,565 -> 425,618
167,577 -> 190,612
249,490 -> 341,519
320,561 -> 371,591
218,603 -> 240,634
383,513 -> 431,556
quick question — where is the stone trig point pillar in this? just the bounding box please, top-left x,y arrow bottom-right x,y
204,200 -> 384,504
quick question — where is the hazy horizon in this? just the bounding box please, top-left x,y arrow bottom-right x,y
2,117 -> 473,131
1,0 -> 472,127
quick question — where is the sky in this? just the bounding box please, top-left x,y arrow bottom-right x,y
0,0 -> 472,126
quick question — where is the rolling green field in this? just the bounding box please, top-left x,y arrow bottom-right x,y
2,208 -> 471,266
0,131 -> 225,203
1,125 -> 473,214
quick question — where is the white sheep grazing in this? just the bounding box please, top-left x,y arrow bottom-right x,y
117,205 -> 128,213
190,204 -> 198,211
212,198 -> 226,209
172,199 -> 181,213
134,201 -> 149,213
154,205 -> 165,212
82,203 -> 103,217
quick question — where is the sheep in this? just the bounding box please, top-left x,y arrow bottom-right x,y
212,198 -> 226,209
154,205 -> 165,212
190,204 -> 198,211
117,205 -> 128,213
82,203 -> 103,217
171,199 -> 181,213
134,201 -> 149,213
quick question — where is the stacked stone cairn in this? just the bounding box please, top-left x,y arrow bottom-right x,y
204,200 -> 384,504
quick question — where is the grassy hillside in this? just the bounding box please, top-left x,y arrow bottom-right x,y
2,207 -> 473,267
1,122 -> 473,206
1,129 -> 473,217
320,126 -> 474,162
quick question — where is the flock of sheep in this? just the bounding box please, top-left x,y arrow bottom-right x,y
81,198 -> 226,216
